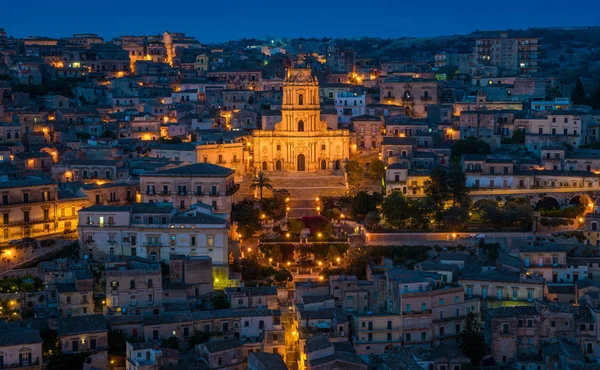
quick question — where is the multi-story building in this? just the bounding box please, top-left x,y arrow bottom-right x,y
485,306 -> 540,366
520,244 -> 586,284
52,159 -> 128,183
139,162 -> 238,218
105,257 -> 164,316
351,313 -> 402,354
514,112 -> 588,153
225,286 -> 278,309
77,202 -> 229,265
386,268 -> 479,345
472,33 -> 539,74
379,77 -> 439,118
0,174 -> 87,242
459,270 -> 544,310
351,115 -> 382,151
56,269 -> 94,317
59,314 -> 108,355
334,92 -> 365,124
0,325 -> 43,369
125,341 -> 163,370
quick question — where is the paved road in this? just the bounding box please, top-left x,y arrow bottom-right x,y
366,231 -> 535,247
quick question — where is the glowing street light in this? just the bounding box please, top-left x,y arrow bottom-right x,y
336,257 -> 341,263
317,232 -> 322,238
286,233 -> 290,238
247,247 -> 252,253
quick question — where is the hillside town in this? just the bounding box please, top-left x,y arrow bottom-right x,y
1,26 -> 600,370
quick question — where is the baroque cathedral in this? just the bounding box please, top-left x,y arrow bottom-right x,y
251,63 -> 351,172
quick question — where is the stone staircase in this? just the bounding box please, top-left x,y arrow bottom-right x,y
286,199 -> 320,218
266,171 -> 348,199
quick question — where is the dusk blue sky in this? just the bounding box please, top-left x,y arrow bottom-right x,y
3,0 -> 600,43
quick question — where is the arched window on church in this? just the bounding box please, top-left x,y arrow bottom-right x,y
262,161 -> 268,171
298,94 -> 304,105
298,120 -> 304,132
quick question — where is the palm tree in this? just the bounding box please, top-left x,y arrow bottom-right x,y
250,172 -> 274,200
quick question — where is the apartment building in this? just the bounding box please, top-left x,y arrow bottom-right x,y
335,92 -> 365,124
379,77 -> 439,118
521,244 -> 586,284
59,314 -> 108,354
105,257 -> 163,316
77,202 -> 229,265
225,286 -> 278,309
56,269 -> 94,317
351,313 -> 402,354
385,268 -> 479,346
0,173 -> 86,242
459,270 -> 544,310
139,162 -> 238,218
473,34 -> 539,74
351,115 -> 382,151
485,306 -> 540,366
0,325 -> 42,369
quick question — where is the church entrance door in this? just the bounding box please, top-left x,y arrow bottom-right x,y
297,154 -> 306,171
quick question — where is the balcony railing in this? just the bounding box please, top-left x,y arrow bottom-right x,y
360,325 -> 400,333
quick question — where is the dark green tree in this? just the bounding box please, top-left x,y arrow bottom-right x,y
211,294 -> 230,309
101,130 -> 116,139
345,160 -> 363,186
511,129 -> 525,144
161,336 -> 180,349
447,162 -> 469,206
232,202 -> 262,238
451,137 -> 491,158
365,211 -> 381,228
381,191 -> 411,228
351,191 -> 379,219
424,166 -> 448,217
188,330 -> 211,348
273,269 -> 293,283
457,312 -> 486,365
571,78 -> 587,105
367,159 -> 386,181
589,84 -> 600,109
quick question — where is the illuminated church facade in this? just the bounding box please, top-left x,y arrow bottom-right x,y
252,65 -> 351,172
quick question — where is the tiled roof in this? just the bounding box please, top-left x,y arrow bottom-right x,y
309,351 -> 365,367
143,163 -> 234,177
201,338 -> 241,353
170,213 -> 227,225
59,314 -> 107,335
249,352 -> 288,370
0,325 -> 42,346
305,335 -> 332,354
487,306 -> 538,318
224,286 -> 277,296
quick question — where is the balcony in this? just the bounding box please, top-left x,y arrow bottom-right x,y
383,96 -> 396,104
402,309 -> 432,315
420,96 -> 433,102
359,325 -> 400,333
0,358 -> 41,369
